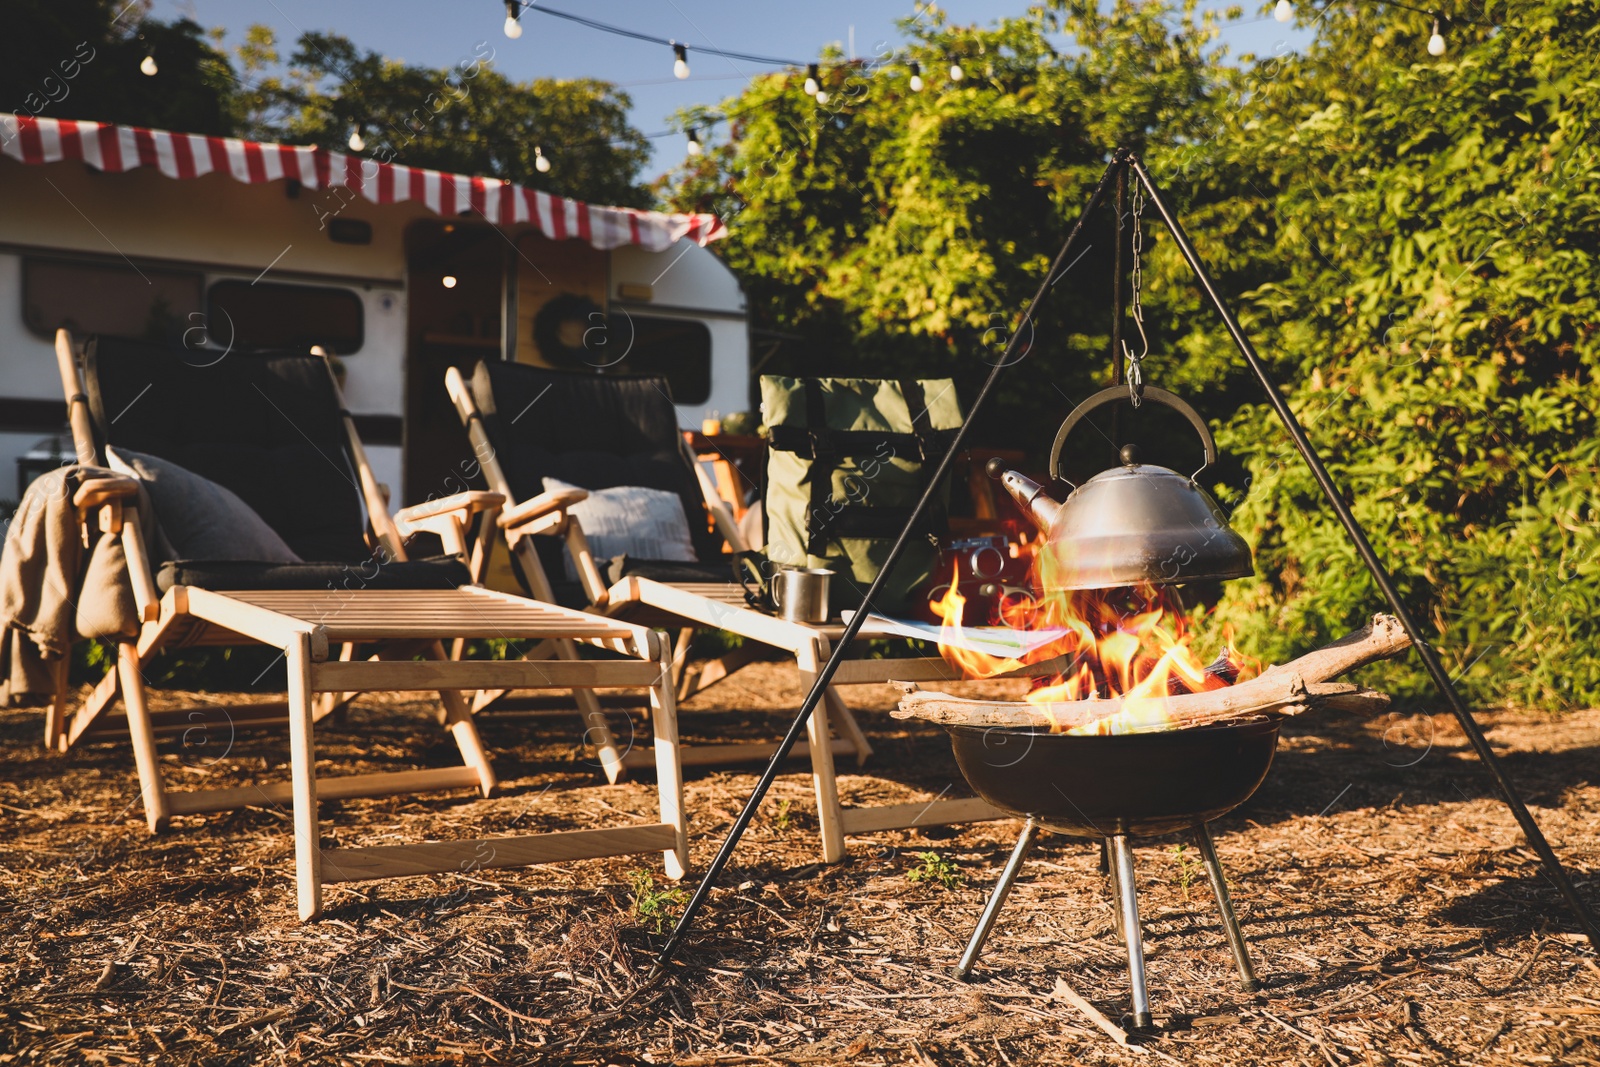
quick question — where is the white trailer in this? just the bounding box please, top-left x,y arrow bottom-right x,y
0,113 -> 746,506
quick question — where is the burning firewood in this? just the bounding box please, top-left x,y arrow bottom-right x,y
893,614 -> 1412,733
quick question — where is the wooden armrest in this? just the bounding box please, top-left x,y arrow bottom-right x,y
394,490 -> 506,525
497,488 -> 589,529
72,476 -> 140,511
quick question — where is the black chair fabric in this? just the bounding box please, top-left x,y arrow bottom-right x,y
469,362 -> 723,591
85,337 -> 370,563
155,557 -> 472,594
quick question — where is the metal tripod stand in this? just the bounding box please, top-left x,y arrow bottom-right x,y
953,819 -> 1258,1030
651,149 -> 1600,978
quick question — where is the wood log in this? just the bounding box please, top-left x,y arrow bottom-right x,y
891,613 -> 1410,733
891,678 -> 1392,730
1256,612 -> 1411,686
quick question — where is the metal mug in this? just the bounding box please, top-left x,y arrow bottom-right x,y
771,567 -> 833,624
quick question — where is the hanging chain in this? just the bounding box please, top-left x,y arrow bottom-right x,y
1121,180 -> 1149,408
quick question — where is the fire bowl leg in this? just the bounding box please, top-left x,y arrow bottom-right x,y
953,817 -> 1040,981
1109,834 -> 1154,1031
1106,842 -> 1125,944
1193,823 -> 1260,993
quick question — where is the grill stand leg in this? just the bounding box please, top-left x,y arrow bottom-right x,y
1106,841 -> 1125,944
1109,834 -> 1153,1031
1193,823 -> 1259,992
953,818 -> 1040,981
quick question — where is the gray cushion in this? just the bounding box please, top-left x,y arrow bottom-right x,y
108,447 -> 301,564
543,477 -> 696,580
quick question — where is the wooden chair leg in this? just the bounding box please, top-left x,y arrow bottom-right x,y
800,637 -> 847,863
62,645 -> 123,752
312,642 -> 359,723
117,642 -> 171,833
286,633 -> 322,921
677,643 -> 761,703
556,638 -> 626,785
430,641 -> 497,797
44,654 -> 69,750
825,687 -> 875,766
507,536 -> 626,782
650,643 -> 689,880
670,626 -> 695,703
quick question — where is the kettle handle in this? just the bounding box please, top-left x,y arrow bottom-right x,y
1048,385 -> 1217,484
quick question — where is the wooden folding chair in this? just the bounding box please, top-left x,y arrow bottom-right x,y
49,330 -> 686,919
447,362 -> 1056,863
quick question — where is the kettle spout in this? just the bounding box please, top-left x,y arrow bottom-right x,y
986,460 -> 1061,533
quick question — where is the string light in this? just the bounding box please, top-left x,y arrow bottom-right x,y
535,146 -> 551,172
441,275 -> 458,288
504,0 -> 1487,151
139,54 -> 158,76
347,126 -> 365,152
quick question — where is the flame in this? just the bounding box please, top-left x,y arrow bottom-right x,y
930,556 -> 1259,735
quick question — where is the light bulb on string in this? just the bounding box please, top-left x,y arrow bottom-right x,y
347,126 -> 365,152
673,44 -> 690,80
948,59 -> 964,81
1427,19 -> 1446,55
503,1 -> 522,39
815,89 -> 829,104
535,146 -> 551,173
441,275 -> 458,289
686,128 -> 702,157
803,63 -> 819,95
908,61 -> 923,92
140,54 -> 158,76
1274,0 -> 1293,23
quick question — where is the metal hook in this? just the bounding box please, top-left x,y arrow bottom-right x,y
1121,314 -> 1148,408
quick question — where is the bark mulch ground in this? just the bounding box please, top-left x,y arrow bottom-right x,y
2,661 -> 1598,1065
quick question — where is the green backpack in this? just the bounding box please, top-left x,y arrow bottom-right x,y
760,375 -> 963,616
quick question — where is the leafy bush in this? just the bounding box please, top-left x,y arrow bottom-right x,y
1207,0 -> 1600,708
668,0 -> 1600,709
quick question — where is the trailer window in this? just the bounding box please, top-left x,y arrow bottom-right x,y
614,316 -> 712,405
23,257 -> 202,342
208,281 -> 364,354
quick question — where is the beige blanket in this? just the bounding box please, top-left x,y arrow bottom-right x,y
1,466 -> 139,705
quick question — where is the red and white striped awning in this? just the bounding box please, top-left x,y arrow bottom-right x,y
1,113 -> 725,251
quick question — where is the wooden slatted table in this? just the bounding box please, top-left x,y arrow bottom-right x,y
604,577 -> 1063,862
93,583 -> 689,921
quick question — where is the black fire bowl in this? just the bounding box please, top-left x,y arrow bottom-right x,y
944,717 -> 1282,1028
947,715 -> 1281,840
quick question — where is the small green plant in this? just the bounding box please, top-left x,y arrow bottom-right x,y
774,798 -> 793,833
627,868 -> 688,933
905,851 -> 964,890
1167,843 -> 1199,901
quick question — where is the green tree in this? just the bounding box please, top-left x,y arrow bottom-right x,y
243,29 -> 651,206
669,0 -> 1600,708
662,1 -> 1256,458
1203,0 -> 1600,706
1,0 -> 238,135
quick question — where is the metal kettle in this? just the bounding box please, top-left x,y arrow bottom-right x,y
991,386 -> 1253,590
